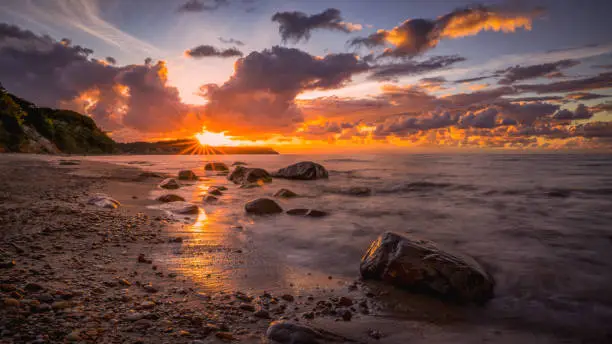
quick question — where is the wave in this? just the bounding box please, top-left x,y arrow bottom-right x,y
323,158 -> 371,163
483,187 -> 612,198
328,169 -> 381,180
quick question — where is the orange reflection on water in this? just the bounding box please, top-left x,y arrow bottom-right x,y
190,209 -> 209,233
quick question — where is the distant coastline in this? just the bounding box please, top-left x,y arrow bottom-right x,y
117,139 -> 279,155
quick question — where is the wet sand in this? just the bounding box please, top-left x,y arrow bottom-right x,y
0,154 -> 597,343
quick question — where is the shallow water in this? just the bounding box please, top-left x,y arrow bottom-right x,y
85,153 -> 612,338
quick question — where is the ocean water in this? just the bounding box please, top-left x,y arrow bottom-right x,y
85,153 -> 612,338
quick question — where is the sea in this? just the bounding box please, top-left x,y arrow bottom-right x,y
84,153 -> 612,340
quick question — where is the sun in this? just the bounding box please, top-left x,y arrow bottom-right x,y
194,127 -> 236,146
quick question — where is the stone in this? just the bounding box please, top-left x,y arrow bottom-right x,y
143,284 -> 158,293
228,166 -> 271,185
0,260 -> 15,269
339,309 -> 352,321
118,279 -> 131,286
347,186 -> 371,196
274,188 -> 298,198
266,321 -> 348,344
87,194 -> 120,209
360,231 -> 495,304
239,183 -> 261,189
207,187 -> 223,196
245,198 -> 283,215
273,162 -> 328,180
58,159 -> 80,166
178,170 -> 198,180
211,185 -> 228,191
159,178 -> 180,189
24,282 -> 44,292
240,303 -> 255,312
215,332 -> 236,341
204,162 -> 229,171
254,309 -> 270,319
281,294 -> 294,302
232,161 -> 247,166
203,195 -> 218,203
141,301 -> 155,309
66,331 -> 81,342
286,209 -> 328,218
337,297 -> 352,307
137,254 -> 152,264
3,298 -> 20,308
156,194 -> 185,203
160,201 -> 199,215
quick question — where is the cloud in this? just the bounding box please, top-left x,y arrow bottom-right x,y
458,107 -> 501,129
516,71 -> 612,93
374,111 -> 456,137
105,56 -> 116,65
497,59 -> 579,84
177,0 -> 228,12
453,75 -> 493,83
496,102 -> 559,125
184,45 -> 243,58
565,92 -> 610,101
350,5 -> 542,57
0,22 -> 199,137
218,37 -> 245,46
201,46 -> 369,136
592,64 -> 612,69
368,55 -> 465,81
272,8 -> 362,43
552,104 -> 593,121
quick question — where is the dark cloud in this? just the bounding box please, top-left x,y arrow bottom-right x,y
497,102 -> 559,125
272,8 -> 361,43
374,111 -> 456,137
453,75 -> 493,83
350,5 -> 542,57
565,92 -> 610,101
218,37 -> 245,46
0,22 -> 197,136
368,55 -> 465,81
506,95 -> 564,103
516,72 -> 612,94
497,59 -> 579,85
576,121 -> 612,138
592,64 -> 612,69
177,0 -> 228,12
590,102 -> 612,113
552,104 -> 593,121
105,56 -> 116,65
201,46 -> 369,135
185,45 -> 243,58
458,108 -> 500,129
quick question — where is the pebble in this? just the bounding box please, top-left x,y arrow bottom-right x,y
3,298 -> 20,308
254,309 -> 270,319
281,294 -> 295,302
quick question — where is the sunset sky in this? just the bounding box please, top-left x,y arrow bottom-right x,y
1,0 -> 611,152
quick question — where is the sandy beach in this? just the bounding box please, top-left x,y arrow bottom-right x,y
1,154 -> 609,344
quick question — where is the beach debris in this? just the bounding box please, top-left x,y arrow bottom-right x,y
159,178 -> 180,189
286,209 -> 328,218
245,198 -> 283,215
207,186 -> 223,196
360,231 -> 495,304
273,161 -> 328,180
228,166 -> 272,185
156,194 -> 185,202
204,162 -> 229,171
87,194 -> 120,209
266,321 -> 350,344
160,201 -> 199,215
203,195 -> 218,203
274,188 -> 298,198
178,169 -> 198,180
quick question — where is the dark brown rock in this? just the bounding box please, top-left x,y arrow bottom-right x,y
178,170 -> 198,180
286,209 -> 328,218
156,194 -> 185,203
245,198 -> 283,215
159,178 -> 180,190
273,161 -> 328,180
204,162 -> 229,171
228,166 -> 271,185
274,188 -> 298,198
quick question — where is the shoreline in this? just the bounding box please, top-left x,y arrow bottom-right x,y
0,154 -> 603,343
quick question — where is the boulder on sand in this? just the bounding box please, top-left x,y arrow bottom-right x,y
274,188 -> 298,198
228,166 -> 271,185
286,209 -> 328,218
204,162 -> 229,171
161,201 -> 199,215
273,161 -> 328,180
178,170 -> 198,180
156,194 -> 185,203
360,231 -> 494,304
245,198 -> 283,215
87,194 -> 120,209
159,178 -> 180,189
266,321 -> 350,344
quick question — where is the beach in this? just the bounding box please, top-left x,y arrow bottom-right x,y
1,153 -> 611,343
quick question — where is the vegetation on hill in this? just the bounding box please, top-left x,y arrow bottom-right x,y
0,84 -> 115,154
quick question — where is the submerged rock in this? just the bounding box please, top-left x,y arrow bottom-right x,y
232,161 -> 247,166
245,198 -> 283,215
159,178 -> 180,189
228,166 -> 271,185
274,188 -> 298,198
203,195 -> 218,203
286,209 -> 328,218
156,194 -> 185,203
161,201 -> 199,215
204,162 -> 229,171
87,194 -> 120,209
348,186 -> 371,196
273,161 -> 328,180
178,170 -> 198,180
207,187 -> 223,196
58,159 -> 80,166
266,321 -> 348,344
360,231 -> 494,304
210,185 -> 228,191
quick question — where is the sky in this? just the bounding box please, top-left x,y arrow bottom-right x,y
0,0 -> 611,152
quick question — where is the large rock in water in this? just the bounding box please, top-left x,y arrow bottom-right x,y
228,166 -> 271,185
204,162 -> 229,171
245,198 -> 283,215
266,321 -> 350,344
273,161 -> 328,180
161,202 -> 199,215
360,232 -> 494,304
159,178 -> 180,189
178,170 -> 198,180
156,194 -> 185,203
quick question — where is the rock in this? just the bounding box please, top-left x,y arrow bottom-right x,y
118,279 -> 131,286
360,232 -> 494,304
281,294 -> 294,302
87,194 -> 120,209
254,309 -> 270,319
169,237 -> 184,243
24,282 -> 44,292
211,185 -> 228,191
274,188 -> 298,198
3,298 -> 20,308
228,166 -> 272,185
143,284 -> 158,293
125,312 -> 144,321
59,159 -> 80,166
156,194 -> 185,203
178,170 -> 198,180
137,254 -> 152,264
65,331 -> 81,342
245,198 -> 283,215
239,183 -> 260,189
139,171 -> 163,178
286,209 -> 328,218
203,195 -> 218,203
0,284 -> 16,292
159,178 -> 181,189
0,260 -> 16,269
160,201 -> 199,215
232,161 -> 247,166
273,162 -> 328,180
348,186 -> 371,196
266,321 -> 348,344
215,332 -> 236,341
141,301 -> 155,309
337,297 -> 352,307
239,303 -> 255,312
204,162 -> 229,171
51,301 -> 74,310
339,309 -> 352,321
207,187 -> 223,196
